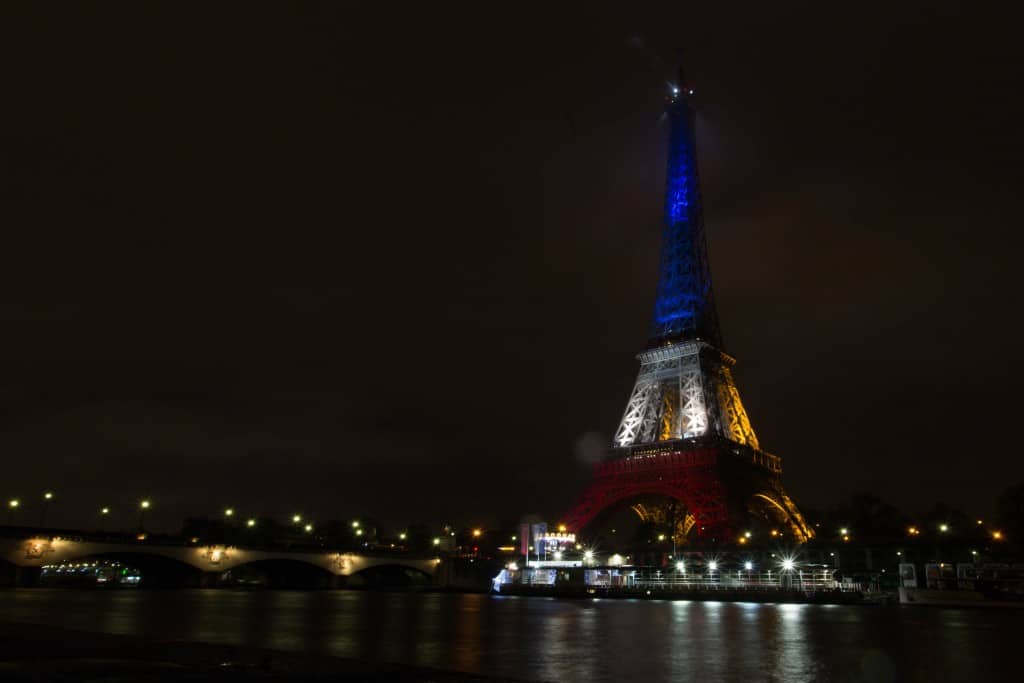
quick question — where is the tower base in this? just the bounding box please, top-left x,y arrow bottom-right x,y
561,439 -> 812,543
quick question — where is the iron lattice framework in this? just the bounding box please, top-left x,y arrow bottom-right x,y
562,68 -> 812,543
614,341 -> 758,448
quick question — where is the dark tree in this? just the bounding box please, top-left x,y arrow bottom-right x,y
405,523 -> 434,553
996,483 -> 1024,546
823,493 -> 908,539
923,503 -> 972,535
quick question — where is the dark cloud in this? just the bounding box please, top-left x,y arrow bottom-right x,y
2,1 -> 1021,530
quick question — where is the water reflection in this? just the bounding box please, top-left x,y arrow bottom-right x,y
0,589 -> 1017,682
773,603 -> 811,680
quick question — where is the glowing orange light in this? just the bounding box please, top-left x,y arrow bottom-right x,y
472,529 -> 482,537
992,531 -> 1003,541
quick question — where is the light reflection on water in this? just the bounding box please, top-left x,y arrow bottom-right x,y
0,588 -> 1017,682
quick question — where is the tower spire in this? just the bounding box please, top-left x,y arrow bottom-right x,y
673,47 -> 689,94
649,59 -> 722,349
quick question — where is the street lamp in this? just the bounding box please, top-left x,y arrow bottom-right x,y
304,523 -> 313,533
292,514 -> 302,524
138,500 -> 151,530
99,507 -> 110,532
246,518 -> 256,528
224,508 -> 234,518
7,498 -> 19,523
939,523 -> 949,533
39,491 -> 54,527
399,532 -> 407,541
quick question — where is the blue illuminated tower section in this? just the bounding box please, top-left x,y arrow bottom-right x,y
649,69 -> 722,349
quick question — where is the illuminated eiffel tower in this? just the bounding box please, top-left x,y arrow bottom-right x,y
561,67 -> 812,544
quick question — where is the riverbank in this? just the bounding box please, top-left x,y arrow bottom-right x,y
0,620 -> 514,682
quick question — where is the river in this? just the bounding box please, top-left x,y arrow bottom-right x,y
0,588 -> 1017,681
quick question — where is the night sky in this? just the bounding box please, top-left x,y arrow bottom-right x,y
4,2 -> 1021,531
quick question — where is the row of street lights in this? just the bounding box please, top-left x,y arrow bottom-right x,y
5,495 -> 343,534
9,496 -> 487,547
7,495 -> 153,530
7,492 -> 56,527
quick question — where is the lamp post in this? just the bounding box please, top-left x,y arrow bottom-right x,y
138,500 -> 151,530
100,507 -> 110,532
40,491 -> 54,527
7,498 -> 19,523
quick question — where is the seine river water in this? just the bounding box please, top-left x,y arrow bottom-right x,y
0,588 -> 1018,681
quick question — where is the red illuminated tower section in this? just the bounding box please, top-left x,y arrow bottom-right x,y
561,68 -> 812,544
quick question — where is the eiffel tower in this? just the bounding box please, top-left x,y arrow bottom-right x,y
561,67 -> 813,544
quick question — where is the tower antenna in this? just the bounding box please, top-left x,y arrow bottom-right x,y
674,48 -> 689,93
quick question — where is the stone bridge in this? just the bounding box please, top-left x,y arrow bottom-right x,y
0,534 -> 443,586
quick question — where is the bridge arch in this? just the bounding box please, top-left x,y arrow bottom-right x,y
38,550 -> 205,587
346,563 -> 434,588
220,557 -> 336,589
